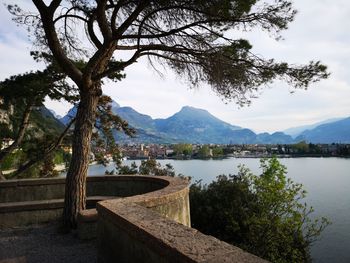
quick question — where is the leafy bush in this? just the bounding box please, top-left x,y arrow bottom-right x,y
1,150 -> 25,170
138,159 -> 175,177
190,157 -> 329,263
112,159 -> 176,177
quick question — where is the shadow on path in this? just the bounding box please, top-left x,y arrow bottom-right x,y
0,224 -> 96,263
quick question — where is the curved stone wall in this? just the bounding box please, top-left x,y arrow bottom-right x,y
97,179 -> 267,263
98,176 -> 190,227
0,175 -> 267,262
0,175 -> 190,228
0,176 -> 169,203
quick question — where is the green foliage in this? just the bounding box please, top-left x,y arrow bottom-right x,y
7,0 -> 330,229
0,123 -> 12,138
53,150 -> 65,165
16,164 -> 41,179
292,141 -> 310,154
0,66 -> 76,177
173,144 -> 193,156
0,65 -> 77,106
2,144 -> 63,179
62,151 -> 72,168
93,95 -> 135,167
197,145 -> 211,158
336,144 -> 350,156
39,153 -> 59,178
1,151 -> 24,170
190,157 -> 329,263
139,159 -> 175,177
116,161 -> 138,175
115,159 -> 175,177
212,146 -> 224,157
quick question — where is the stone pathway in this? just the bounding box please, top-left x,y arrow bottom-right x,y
0,224 -> 97,263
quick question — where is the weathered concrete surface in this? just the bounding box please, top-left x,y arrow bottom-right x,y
96,176 -> 267,263
127,176 -> 191,226
0,178 -> 65,203
77,209 -> 99,240
1,175 -> 267,262
0,176 -> 178,229
97,201 -> 268,263
0,175 -> 167,203
77,176 -> 191,239
0,224 -> 96,263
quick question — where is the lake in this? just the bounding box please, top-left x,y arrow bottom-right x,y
87,157 -> 350,263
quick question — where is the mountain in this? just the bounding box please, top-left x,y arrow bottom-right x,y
295,117 -> 350,143
59,102 -> 296,144
115,107 -> 156,132
154,106 -> 243,143
283,118 -> 344,138
0,100 -> 65,140
35,106 -> 66,134
59,99 -> 349,144
60,106 -> 77,126
60,100 -> 121,126
256,132 -> 294,144
48,109 -> 62,120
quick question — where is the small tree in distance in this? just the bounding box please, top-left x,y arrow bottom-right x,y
8,0 -> 329,229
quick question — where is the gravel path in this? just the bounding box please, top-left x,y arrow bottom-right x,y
0,224 -> 97,263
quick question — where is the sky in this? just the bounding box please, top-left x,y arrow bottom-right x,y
0,0 -> 349,133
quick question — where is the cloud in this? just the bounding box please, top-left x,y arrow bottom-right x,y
0,0 -> 349,133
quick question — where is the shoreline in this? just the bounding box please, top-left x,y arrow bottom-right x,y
126,154 -> 350,161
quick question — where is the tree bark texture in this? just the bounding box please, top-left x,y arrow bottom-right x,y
63,88 -> 100,228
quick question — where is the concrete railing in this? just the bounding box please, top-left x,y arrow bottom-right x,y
0,175 -> 168,203
97,177 -> 267,263
0,175 -> 173,228
0,175 -> 267,262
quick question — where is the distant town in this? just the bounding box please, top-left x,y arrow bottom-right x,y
92,142 -> 350,160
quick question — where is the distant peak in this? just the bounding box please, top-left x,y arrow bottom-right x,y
181,105 -> 199,110
180,106 -> 209,113
119,106 -> 134,111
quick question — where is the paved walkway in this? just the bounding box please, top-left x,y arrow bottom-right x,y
0,224 -> 97,263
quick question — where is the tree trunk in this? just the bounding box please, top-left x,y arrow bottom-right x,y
63,88 -> 100,229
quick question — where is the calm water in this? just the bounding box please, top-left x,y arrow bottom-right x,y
87,157 -> 350,263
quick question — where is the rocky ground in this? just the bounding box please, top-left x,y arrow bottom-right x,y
0,223 -> 97,263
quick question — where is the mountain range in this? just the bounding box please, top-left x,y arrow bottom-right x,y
59,100 -> 350,144
283,118 -> 345,138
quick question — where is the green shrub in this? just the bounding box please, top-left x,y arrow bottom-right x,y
190,157 -> 329,263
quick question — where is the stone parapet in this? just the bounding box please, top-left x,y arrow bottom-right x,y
0,175 -> 268,262
97,191 -> 267,263
0,175 -> 190,230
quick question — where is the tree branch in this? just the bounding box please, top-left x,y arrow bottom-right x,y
11,117 -> 75,178
32,0 -> 83,85
113,0 -> 149,38
0,102 -> 33,163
